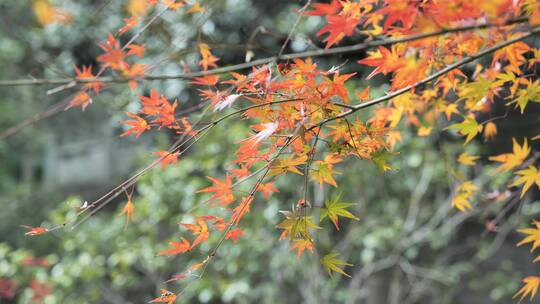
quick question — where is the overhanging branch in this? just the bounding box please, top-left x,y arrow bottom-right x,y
0,17 -> 530,87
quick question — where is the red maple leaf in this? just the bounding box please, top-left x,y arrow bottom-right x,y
317,15 -> 361,48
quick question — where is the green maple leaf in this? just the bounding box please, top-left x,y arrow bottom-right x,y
321,252 -> 353,278
277,209 -> 320,242
447,116 -> 482,145
320,192 -> 359,230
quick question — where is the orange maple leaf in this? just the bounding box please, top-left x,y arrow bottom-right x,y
164,274 -> 188,284
306,0 -> 341,16
230,196 -> 254,225
225,228 -> 244,243
181,218 -> 209,249
97,34 -> 126,71
291,239 -> 314,257
120,112 -> 150,138
21,225 -> 49,236
157,238 -> 191,256
197,176 -> 235,206
198,43 -> 219,70
118,16 -> 139,35
317,15 -> 361,48
148,289 -> 176,304
190,74 -> 220,86
67,91 -> 92,111
153,150 -> 180,169
74,65 -> 103,94
119,200 -> 134,228
514,276 -> 540,303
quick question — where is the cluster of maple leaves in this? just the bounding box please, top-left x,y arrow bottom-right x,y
23,0 -> 540,302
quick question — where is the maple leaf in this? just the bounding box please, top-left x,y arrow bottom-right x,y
358,46 -> 404,79
74,65 -> 103,94
149,289 -> 176,304
276,209 -> 320,242
127,44 -> 145,58
164,0 -> 185,11
269,155 -> 308,176
517,220 -> 540,252
120,112 -> 150,138
483,122 -> 497,141
67,91 -> 92,111
153,150 -> 180,169
230,196 -> 254,225
325,72 -> 356,102
181,218 -> 210,249
447,116 -> 483,145
306,0 -> 341,16
317,15 -> 361,48
290,239 -> 314,257
514,276 -> 540,303
320,192 -> 359,230
489,138 -> 530,171
97,34 -> 126,71
257,182 -> 279,199
187,0 -> 206,14
123,63 -> 147,90
452,181 -> 477,212
118,16 -> 139,35
321,252 -> 353,278
225,228 -> 244,243
119,199 -> 134,228
512,79 -> 540,114
21,225 -> 49,236
417,126 -> 432,137
457,152 -> 479,166
33,0 -> 72,26
190,74 -> 220,86
512,166 -> 540,198
197,176 -> 234,206
164,274 -> 188,284
157,238 -> 191,256
127,0 -> 150,16
378,0 -> 419,30
311,155 -> 342,187
198,43 -> 219,70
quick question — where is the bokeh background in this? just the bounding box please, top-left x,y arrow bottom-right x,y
1,1 -> 540,303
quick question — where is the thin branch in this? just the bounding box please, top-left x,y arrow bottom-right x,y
0,17 -> 530,87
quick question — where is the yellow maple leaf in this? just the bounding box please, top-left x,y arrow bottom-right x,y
517,220 -> 540,252
512,166 -> 540,198
489,138 -> 530,171
483,122 -> 497,141
126,0 -> 149,16
32,0 -> 72,26
457,152 -> 479,166
451,181 -> 477,212
417,126 -> 432,137
514,276 -> 540,303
